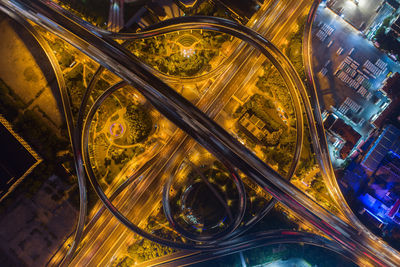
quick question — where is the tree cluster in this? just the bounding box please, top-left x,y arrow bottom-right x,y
124,104 -> 152,144
310,174 -> 328,197
125,238 -> 175,264
58,0 -> 109,27
375,28 -> 400,60
266,148 -> 291,172
285,17 -> 306,81
65,63 -> 84,115
244,94 -> 284,133
256,67 -> 294,115
128,31 -> 229,77
47,37 -> 75,68
188,1 -> 232,20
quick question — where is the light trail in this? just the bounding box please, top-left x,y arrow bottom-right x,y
1,0 -> 400,266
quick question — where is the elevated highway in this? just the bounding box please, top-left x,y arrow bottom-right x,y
1,0 -> 400,266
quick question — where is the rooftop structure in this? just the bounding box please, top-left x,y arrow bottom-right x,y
387,0 -> 400,11
327,0 -> 390,32
0,115 -> 41,202
391,15 -> 400,36
381,72 -> 400,98
362,124 -> 400,173
325,114 -> 362,159
239,113 -> 269,142
388,199 -> 400,218
374,72 -> 400,128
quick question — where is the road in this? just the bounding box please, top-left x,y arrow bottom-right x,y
2,0 -> 400,266
68,0 -> 309,265
302,0 -> 400,266
137,230 -> 354,267
107,0 -> 124,32
0,9 -> 90,267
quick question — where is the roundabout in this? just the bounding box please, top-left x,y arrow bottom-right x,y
163,155 -> 246,242
109,122 -> 124,138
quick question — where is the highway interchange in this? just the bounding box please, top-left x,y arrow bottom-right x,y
1,0 -> 400,266
70,1 -> 308,265
77,1 -> 308,265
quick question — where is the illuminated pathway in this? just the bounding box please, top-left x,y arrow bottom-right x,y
1,0 -> 400,266
107,0 -> 124,32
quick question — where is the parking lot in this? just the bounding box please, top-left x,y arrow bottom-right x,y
311,5 -> 400,139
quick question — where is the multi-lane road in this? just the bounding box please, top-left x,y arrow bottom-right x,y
136,230 -> 355,267
68,1 -> 311,265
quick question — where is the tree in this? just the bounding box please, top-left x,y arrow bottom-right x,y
264,129 -> 283,146
112,256 -> 134,267
310,175 -> 327,195
244,94 -> 282,132
374,27 -> 400,59
124,104 -> 152,144
375,26 -> 386,39
269,150 -> 291,172
58,52 -> 75,68
382,16 -> 393,28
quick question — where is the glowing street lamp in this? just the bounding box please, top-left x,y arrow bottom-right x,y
181,47 -> 195,58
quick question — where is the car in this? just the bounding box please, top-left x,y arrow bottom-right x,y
320,67 -> 328,76
324,59 -> 331,67
327,40 -> 334,48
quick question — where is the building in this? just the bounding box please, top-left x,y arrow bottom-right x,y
327,0 -> 395,32
387,0 -> 400,10
0,116 -> 41,202
381,72 -> 400,98
216,0 -> 261,22
324,114 -> 362,159
239,113 -> 270,141
359,193 -> 389,225
359,192 -> 400,228
361,124 -> 400,173
392,15 -> 400,37
374,73 -> 400,128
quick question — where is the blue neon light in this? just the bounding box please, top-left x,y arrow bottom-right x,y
365,209 -> 385,224
390,150 -> 400,160
362,128 -> 388,165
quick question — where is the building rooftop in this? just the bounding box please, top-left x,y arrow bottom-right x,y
0,116 -> 41,202
362,124 -> 400,173
392,15 -> 400,36
328,117 -> 362,159
387,0 -> 400,10
381,72 -> 400,98
327,0 -> 386,31
375,73 -> 400,128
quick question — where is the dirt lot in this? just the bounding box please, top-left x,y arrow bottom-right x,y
0,15 -> 63,128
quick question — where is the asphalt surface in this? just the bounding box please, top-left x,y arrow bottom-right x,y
2,0 -> 400,266
70,1 -> 308,265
